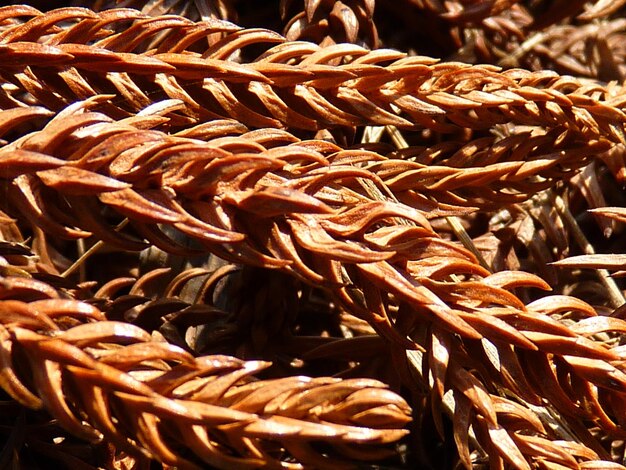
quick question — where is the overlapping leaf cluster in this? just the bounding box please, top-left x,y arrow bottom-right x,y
3,1 -> 626,469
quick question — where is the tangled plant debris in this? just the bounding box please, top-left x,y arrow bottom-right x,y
4,1 -> 626,469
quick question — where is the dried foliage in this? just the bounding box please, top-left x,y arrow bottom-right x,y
1,279 -> 410,468
4,1 -> 626,469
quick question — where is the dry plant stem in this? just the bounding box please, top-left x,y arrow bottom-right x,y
443,214 -> 491,271
498,18 -> 626,81
0,8 -> 620,212
4,103 -> 626,468
3,3 -> 626,469
498,30 -> 548,68
551,192 -> 625,309
0,106 -> 590,346
0,104 -> 621,349
384,124 -> 491,271
0,293 -> 411,469
61,218 -> 129,278
0,7 -> 624,142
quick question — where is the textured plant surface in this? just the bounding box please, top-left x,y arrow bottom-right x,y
4,1 -> 626,469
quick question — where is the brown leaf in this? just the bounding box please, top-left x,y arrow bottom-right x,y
37,167 -> 130,195
551,254 -> 626,270
0,150 -> 65,179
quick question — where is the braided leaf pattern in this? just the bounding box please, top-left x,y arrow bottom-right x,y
3,2 -> 626,469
